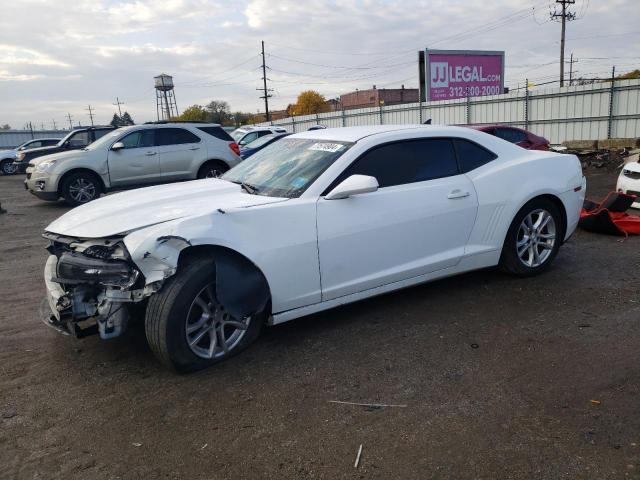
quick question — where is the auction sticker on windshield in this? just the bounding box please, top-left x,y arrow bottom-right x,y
308,143 -> 345,153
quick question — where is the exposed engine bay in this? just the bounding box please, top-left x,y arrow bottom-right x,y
43,232 -> 161,339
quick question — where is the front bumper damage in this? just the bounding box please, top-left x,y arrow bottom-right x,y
42,234 -> 160,340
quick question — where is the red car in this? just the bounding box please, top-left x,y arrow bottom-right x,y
467,125 -> 550,150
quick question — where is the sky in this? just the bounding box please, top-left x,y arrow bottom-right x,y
0,0 -> 638,129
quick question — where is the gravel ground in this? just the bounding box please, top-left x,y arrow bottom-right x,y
0,170 -> 639,480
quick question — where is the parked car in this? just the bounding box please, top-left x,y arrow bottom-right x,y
13,126 -> 116,173
467,125 -> 550,150
25,122 -> 241,206
0,138 -> 61,175
40,124 -> 584,371
231,126 -> 287,146
616,161 -> 640,208
240,132 -> 290,159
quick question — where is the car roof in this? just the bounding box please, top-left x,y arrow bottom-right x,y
289,125 -> 481,142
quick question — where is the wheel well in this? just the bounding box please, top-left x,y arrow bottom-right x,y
177,245 -> 271,318
199,159 -> 229,171
58,168 -> 105,195
534,194 -> 567,241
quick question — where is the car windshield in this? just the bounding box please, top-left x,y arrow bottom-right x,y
56,130 -> 77,147
222,137 -> 353,198
84,129 -> 127,150
231,128 -> 250,141
243,134 -> 282,149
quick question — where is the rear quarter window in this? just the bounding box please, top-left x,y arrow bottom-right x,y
197,127 -> 234,142
453,139 -> 497,173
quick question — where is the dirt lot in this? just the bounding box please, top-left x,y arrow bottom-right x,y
1,170 -> 639,480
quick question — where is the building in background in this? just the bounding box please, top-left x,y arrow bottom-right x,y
340,85 -> 419,110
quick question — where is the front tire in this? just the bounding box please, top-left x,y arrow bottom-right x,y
0,159 -> 17,175
499,198 -> 563,277
61,171 -> 101,206
145,256 -> 264,372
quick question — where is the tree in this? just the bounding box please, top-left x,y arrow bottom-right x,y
293,90 -> 330,115
205,100 -> 231,124
175,105 -> 209,122
1,124 -> 10,130
110,114 -> 123,127
121,112 -> 134,125
231,111 -> 251,127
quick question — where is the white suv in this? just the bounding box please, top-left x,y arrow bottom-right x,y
25,122 -> 242,205
231,126 -> 287,147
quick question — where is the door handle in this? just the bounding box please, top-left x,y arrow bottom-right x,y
189,147 -> 200,151
145,151 -> 157,156
447,189 -> 470,199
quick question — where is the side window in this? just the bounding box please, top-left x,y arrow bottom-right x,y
68,131 -> 90,147
341,139 -> 459,189
257,131 -> 272,138
241,132 -> 258,144
454,139 -> 498,173
197,127 -> 233,141
93,129 -> 112,141
156,128 -> 201,146
119,130 -> 154,149
26,141 -> 42,149
44,140 -> 58,146
495,128 -> 526,143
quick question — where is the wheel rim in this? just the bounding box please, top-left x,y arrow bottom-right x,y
516,208 -> 556,268
2,161 -> 17,174
68,177 -> 96,203
185,282 -> 250,359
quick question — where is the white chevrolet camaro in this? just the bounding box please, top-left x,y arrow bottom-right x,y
42,125 -> 585,372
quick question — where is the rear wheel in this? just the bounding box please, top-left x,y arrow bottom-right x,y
197,160 -> 229,179
61,171 -> 101,206
145,256 -> 264,372
0,159 -> 17,175
499,198 -> 563,277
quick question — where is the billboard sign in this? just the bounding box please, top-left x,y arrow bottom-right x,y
425,49 -> 504,101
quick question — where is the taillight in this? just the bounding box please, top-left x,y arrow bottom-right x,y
229,142 -> 240,156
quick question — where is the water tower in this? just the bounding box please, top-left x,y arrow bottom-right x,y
154,73 -> 179,120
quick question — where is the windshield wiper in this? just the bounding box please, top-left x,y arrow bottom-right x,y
240,182 -> 259,194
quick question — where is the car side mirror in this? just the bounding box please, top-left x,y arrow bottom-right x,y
325,175 -> 379,200
111,142 -> 125,151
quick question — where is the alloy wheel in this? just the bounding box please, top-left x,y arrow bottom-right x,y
1,161 -> 17,175
185,282 -> 250,359
516,209 -> 556,268
68,177 -> 97,203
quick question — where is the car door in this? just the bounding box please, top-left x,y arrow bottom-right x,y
316,138 -> 478,301
156,127 -> 203,181
107,129 -> 159,187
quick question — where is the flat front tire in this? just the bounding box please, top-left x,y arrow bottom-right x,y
499,198 -> 563,277
145,256 -> 264,373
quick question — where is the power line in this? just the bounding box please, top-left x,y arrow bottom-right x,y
66,113 -> 73,130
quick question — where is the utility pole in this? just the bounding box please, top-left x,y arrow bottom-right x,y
258,40 -> 272,121
52,119 -> 57,130
85,105 -> 95,126
551,0 -> 576,87
112,97 -> 124,117
567,53 -> 578,86
66,113 -> 73,130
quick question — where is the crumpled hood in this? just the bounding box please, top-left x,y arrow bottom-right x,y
30,149 -> 83,165
45,179 -> 288,238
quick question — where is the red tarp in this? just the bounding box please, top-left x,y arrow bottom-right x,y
579,192 -> 640,235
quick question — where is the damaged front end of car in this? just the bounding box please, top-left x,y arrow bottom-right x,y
42,232 -> 161,339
